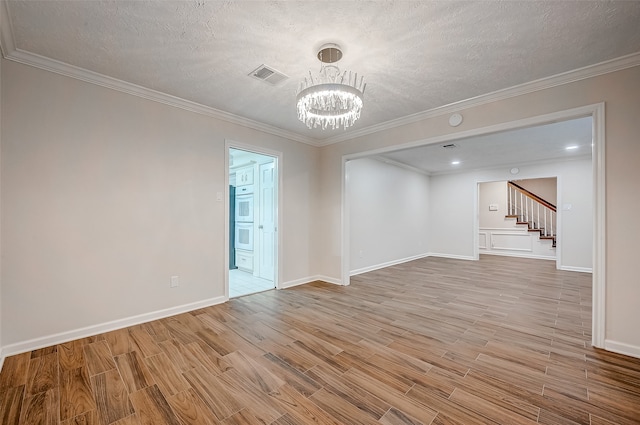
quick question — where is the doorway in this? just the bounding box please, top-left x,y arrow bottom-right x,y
228,147 -> 278,297
478,177 -> 560,262
341,103 -> 605,348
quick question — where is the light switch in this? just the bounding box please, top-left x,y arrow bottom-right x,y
489,204 -> 499,211
216,192 -> 223,202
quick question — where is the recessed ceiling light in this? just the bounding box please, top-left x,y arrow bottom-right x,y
566,145 -> 579,150
451,161 -> 460,165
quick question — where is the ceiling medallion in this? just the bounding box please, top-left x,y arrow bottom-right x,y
296,43 -> 366,130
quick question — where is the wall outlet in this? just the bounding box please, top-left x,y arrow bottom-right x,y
170,275 -> 179,288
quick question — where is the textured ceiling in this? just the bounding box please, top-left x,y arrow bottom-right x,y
3,1 -> 640,144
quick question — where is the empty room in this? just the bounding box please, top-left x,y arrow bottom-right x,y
1,1 -> 640,424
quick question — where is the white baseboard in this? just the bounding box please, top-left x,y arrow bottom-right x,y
350,253 -> 430,276
314,275 -> 342,286
0,295 -> 226,362
427,252 -> 476,261
559,265 -> 593,273
604,339 -> 640,359
279,276 -> 311,289
280,275 -> 343,289
480,251 -> 556,261
0,347 -> 5,372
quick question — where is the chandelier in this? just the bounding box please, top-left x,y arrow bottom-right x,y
296,44 -> 366,130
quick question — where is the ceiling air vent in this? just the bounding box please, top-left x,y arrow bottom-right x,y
442,143 -> 458,149
249,64 -> 289,86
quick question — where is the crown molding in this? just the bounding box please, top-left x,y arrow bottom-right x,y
0,1 -> 318,146
3,48 -> 320,146
318,51 -> 640,147
0,1 -> 15,58
2,0 -> 638,149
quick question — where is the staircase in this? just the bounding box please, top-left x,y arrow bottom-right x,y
506,181 -> 557,248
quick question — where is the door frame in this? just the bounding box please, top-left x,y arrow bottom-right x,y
474,175 -> 562,267
224,139 -> 282,299
341,103 -> 605,349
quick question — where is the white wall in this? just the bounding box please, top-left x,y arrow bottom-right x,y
427,159 -> 592,269
514,177 -> 557,205
428,172 -> 476,259
479,181 -> 508,228
319,65 -> 640,351
347,158 -> 429,274
0,52 -> 3,363
557,160 -> 593,270
0,58 -> 320,349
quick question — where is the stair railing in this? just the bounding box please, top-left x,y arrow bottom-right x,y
507,181 -> 557,237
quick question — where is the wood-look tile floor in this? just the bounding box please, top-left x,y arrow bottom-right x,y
2,255 -> 640,424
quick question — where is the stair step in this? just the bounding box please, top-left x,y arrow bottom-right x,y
505,215 -> 518,218
540,236 -> 556,240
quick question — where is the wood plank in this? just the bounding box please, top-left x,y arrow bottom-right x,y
129,384 -> 181,425
91,368 -> 134,425
60,410 -> 100,425
180,340 -> 231,375
26,353 -> 58,397
128,326 -> 162,358
168,388 -> 219,425
253,352 -> 322,397
115,351 -> 155,394
83,340 -> 116,376
309,388 -> 381,425
267,383 -> 342,425
197,328 -> 264,359
221,408 -> 266,425
448,387 -> 538,424
59,367 -> 96,422
182,366 -> 243,421
102,328 -> 138,357
379,407 -> 423,425
215,369 -> 286,424
223,350 -> 285,394
157,339 -> 198,373
305,358 -> 390,420
342,367 -> 438,425
58,340 -> 86,371
0,385 -> 24,425
19,388 -> 58,425
142,321 -> 172,344
162,317 -> 200,345
110,414 -> 142,425
0,352 -> 30,391
144,352 -> 190,397
30,346 -> 57,359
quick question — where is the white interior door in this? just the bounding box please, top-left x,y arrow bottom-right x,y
258,161 -> 276,281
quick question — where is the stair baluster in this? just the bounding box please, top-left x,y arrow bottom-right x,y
507,181 -> 557,247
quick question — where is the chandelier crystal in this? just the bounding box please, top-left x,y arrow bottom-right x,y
296,44 -> 366,130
